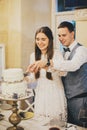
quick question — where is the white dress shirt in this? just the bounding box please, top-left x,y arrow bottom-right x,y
53,41 -> 87,72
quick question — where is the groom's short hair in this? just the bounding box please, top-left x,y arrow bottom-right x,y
58,21 -> 75,32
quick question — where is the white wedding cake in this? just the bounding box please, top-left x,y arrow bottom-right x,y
1,68 -> 27,99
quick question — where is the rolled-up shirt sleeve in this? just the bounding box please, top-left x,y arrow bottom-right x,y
53,46 -> 87,72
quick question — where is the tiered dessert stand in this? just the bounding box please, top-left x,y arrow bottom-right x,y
0,88 -> 32,130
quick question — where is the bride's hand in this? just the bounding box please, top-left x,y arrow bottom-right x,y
26,60 -> 47,73
24,76 -> 30,82
26,64 -> 36,73
58,71 -> 67,76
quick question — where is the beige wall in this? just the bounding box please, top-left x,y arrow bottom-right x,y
21,0 -> 51,71
7,0 -> 21,68
0,0 -> 8,66
76,20 -> 87,47
0,0 -> 51,71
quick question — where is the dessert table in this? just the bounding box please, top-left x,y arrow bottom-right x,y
0,84 -> 85,130
0,109 -> 84,130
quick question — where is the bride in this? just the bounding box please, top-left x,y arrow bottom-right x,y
26,26 -> 67,122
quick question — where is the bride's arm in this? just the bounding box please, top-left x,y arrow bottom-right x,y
24,52 -> 36,83
25,49 -> 67,75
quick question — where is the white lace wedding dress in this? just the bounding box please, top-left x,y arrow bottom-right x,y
29,50 -> 67,122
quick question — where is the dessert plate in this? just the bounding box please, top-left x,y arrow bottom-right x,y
19,111 -> 34,120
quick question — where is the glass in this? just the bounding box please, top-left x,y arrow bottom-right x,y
49,113 -> 67,130
49,127 -> 60,130
49,117 -> 61,130
78,108 -> 87,129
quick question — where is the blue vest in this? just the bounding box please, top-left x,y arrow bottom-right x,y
62,43 -> 87,99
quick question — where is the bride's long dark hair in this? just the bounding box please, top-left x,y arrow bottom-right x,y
34,26 -> 54,80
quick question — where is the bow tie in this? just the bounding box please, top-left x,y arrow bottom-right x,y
63,47 -> 70,52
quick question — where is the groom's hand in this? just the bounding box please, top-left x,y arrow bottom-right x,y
26,60 -> 47,73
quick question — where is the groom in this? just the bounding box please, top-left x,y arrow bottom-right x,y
55,21 -> 87,127
42,21 -> 87,127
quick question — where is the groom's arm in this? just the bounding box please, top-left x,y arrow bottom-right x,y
26,46 -> 87,73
